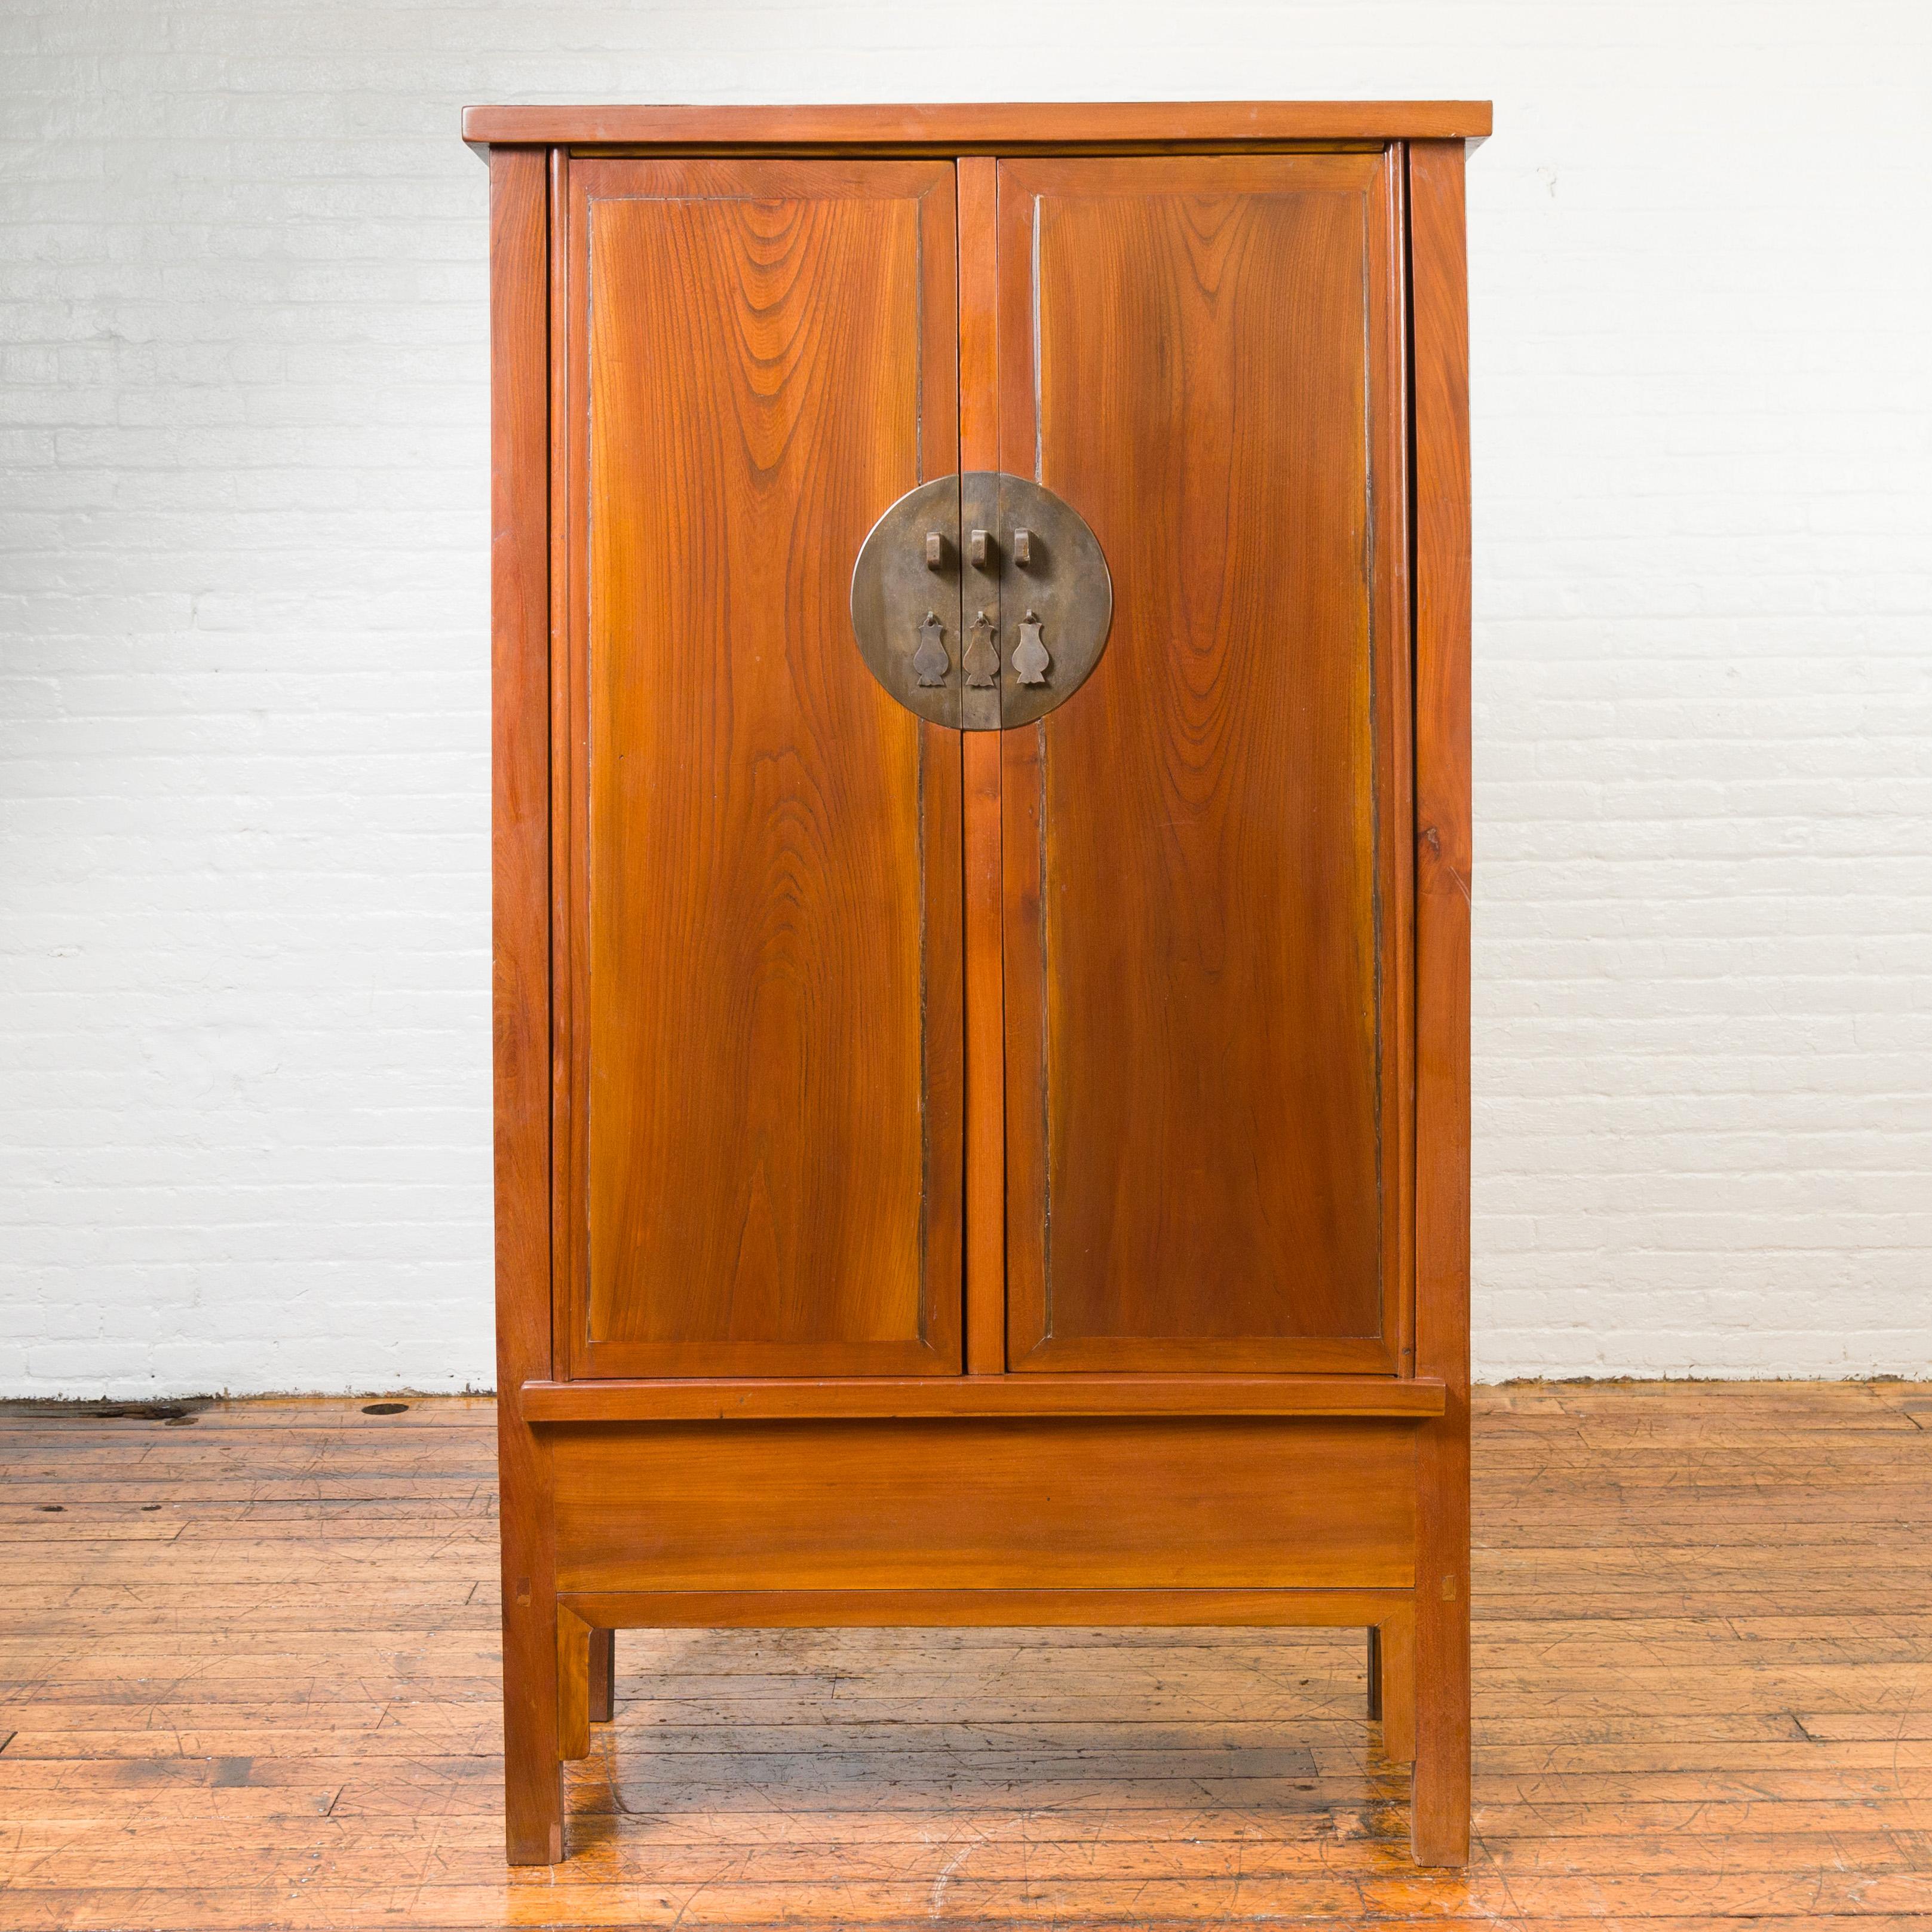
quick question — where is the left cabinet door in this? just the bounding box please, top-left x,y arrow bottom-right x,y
558,158 -> 963,1378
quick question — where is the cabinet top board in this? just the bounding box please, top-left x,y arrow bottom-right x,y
461,100 -> 1492,152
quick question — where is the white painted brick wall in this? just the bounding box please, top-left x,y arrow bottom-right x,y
2,1 -> 1927,1394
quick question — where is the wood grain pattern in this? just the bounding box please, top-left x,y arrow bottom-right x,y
4,1382 -> 1925,1925
461,101 -> 1495,148
486,143 -> 562,1867
998,154 -> 1404,1374
550,1418 -> 1419,1594
1409,138 -> 1475,1869
566,158 -> 962,1378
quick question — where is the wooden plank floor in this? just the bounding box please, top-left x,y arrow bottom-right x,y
1,1382 -> 1930,1929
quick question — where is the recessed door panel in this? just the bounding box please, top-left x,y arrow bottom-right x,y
999,153 -> 1411,1372
565,158 -> 962,1377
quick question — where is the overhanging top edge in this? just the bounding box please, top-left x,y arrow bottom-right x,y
459,100 -> 1494,148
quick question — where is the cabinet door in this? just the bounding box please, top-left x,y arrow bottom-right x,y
999,153 -> 1412,1373
563,159 -> 962,1377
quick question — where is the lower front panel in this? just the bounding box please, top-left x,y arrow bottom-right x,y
548,1416 -> 1418,1594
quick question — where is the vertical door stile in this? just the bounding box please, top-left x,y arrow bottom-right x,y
916,164 -> 968,1373
1372,142 -> 1419,1379
995,162 -> 1047,1374
958,157 -> 1007,1374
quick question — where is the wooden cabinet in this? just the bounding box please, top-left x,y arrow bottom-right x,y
472,100 -> 1485,1870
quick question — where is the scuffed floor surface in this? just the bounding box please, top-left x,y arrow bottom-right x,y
1,1381 -> 1930,1928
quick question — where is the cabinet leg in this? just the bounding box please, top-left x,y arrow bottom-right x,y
502,1580 -> 564,1864
1368,1618 -> 1417,1762
1411,1599 -> 1470,1863
588,1627 -> 615,1725
1411,1450 -> 1471,1863
557,1605 -> 593,1761
1380,1615 -> 1416,1764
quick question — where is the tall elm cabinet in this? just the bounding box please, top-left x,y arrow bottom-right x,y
468,100 -> 1485,1868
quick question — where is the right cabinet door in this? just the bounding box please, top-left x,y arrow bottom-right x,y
999,152 -> 1413,1373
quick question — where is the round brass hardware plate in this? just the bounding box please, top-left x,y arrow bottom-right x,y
848,472 -> 1113,731
850,477 -> 962,729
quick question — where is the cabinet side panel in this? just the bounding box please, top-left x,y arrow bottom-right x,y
571,159 -> 961,1378
489,145 -> 562,1864
1409,137 -> 1473,1869
1001,154 -> 1400,1373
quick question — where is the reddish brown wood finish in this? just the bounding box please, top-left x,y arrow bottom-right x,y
487,143 -> 562,1867
549,1419 -> 1418,1593
479,105 -> 1477,1873
462,100 -> 1493,148
563,158 -> 962,1379
997,153 -> 1407,1375
1408,139 -> 1475,1868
